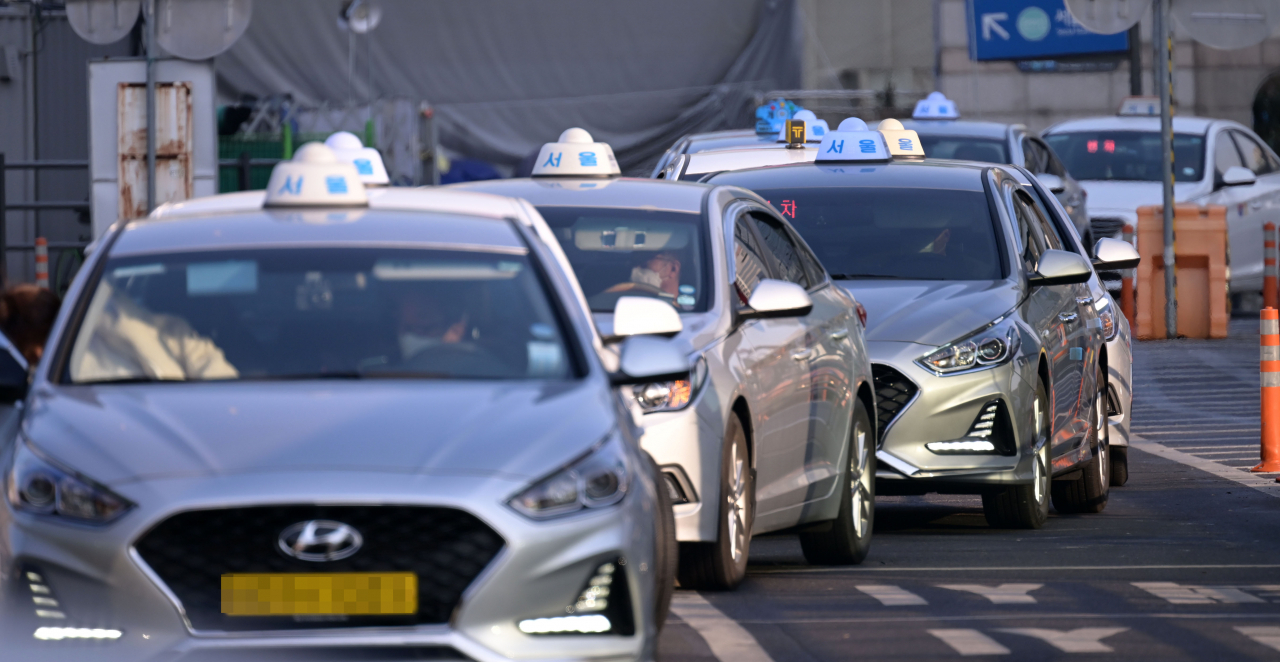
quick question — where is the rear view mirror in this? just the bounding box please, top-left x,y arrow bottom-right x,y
1036,173 -> 1066,193
0,342 -> 29,403
1092,237 -> 1141,271
608,296 -> 682,342
1221,165 -> 1257,188
1029,249 -> 1093,287
611,336 -> 689,385
739,279 -> 813,320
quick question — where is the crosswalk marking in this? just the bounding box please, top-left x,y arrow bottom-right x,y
856,584 -> 927,606
1237,626 -> 1280,652
669,593 -> 773,662
928,629 -> 1010,656
938,583 -> 1042,604
1133,582 -> 1266,604
997,627 -> 1128,653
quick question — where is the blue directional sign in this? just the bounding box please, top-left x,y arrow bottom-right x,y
967,0 -> 1129,62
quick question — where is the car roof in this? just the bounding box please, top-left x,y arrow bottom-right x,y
683,146 -> 821,178
705,159 -> 992,192
446,177 -> 709,213
901,119 -> 1014,140
1044,115 -> 1219,135
682,131 -> 777,154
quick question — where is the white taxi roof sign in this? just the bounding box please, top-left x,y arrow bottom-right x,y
324,131 -> 390,186
264,142 -> 369,208
1118,96 -> 1161,116
912,91 -> 960,120
877,118 -> 926,158
532,128 -> 621,177
814,118 -> 890,163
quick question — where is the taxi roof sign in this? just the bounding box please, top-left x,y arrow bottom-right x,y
776,109 -> 828,143
264,142 -> 368,208
912,91 -> 960,120
1118,96 -> 1161,116
814,118 -> 890,163
877,118 -> 926,158
531,128 -> 621,177
756,98 -> 800,135
324,131 -> 390,186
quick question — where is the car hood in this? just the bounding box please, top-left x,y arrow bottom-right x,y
23,380 -> 616,487
837,280 -> 1021,346
1079,180 -> 1205,214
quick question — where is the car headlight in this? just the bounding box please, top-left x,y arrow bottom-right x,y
631,355 -> 707,413
6,438 -> 132,524
917,315 -> 1021,375
509,436 -> 631,520
1096,298 -> 1119,342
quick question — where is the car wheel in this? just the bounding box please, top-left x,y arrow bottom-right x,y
1051,362 -> 1110,513
982,379 -> 1050,529
799,399 -> 874,565
648,455 -> 677,633
677,415 -> 753,590
1110,446 -> 1129,486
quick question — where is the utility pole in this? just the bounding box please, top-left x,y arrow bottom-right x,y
1128,22 -> 1142,95
1154,0 -> 1176,337
145,0 -> 156,215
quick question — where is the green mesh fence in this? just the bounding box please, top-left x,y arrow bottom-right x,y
218,133 -> 333,192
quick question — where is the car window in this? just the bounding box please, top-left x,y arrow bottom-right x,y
1024,182 -> 1086,256
1044,131 -> 1205,182
1037,138 -> 1068,177
1230,130 -> 1275,176
1022,138 -> 1046,172
733,217 -> 772,303
749,212 -> 810,289
1021,191 -> 1064,251
918,135 -> 1009,163
67,247 -> 576,383
1007,185 -> 1047,274
1215,131 -> 1245,178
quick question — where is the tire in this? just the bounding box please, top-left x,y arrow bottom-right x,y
677,415 -> 753,590
800,400 -> 875,565
1110,446 -> 1129,487
649,455 -> 677,633
983,379 -> 1050,529
1051,362 -> 1110,514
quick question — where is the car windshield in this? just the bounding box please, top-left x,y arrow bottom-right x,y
1044,130 -> 1206,182
66,247 -> 575,383
535,206 -> 709,313
751,186 -> 1005,281
918,136 -> 1009,163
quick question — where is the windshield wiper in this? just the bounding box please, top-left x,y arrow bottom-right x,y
76,376 -> 186,385
250,371 -> 454,381
829,273 -> 915,280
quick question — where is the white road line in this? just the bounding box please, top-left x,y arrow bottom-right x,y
749,564 -> 1280,575
1190,450 -> 1261,456
856,585 -> 928,606
996,628 -> 1128,653
669,592 -> 773,662
1164,445 -> 1260,450
928,629 -> 1010,656
1237,626 -> 1280,652
1133,582 -> 1266,604
937,584 -> 1042,604
1129,437 -> 1280,499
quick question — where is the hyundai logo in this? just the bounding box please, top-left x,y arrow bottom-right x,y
278,520 -> 363,562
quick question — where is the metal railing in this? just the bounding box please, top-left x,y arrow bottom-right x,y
0,153 -> 91,292
219,152 -> 283,191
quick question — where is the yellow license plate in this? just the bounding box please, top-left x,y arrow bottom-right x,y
221,572 -> 417,616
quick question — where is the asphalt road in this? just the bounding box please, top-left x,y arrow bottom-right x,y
659,319 -> 1280,661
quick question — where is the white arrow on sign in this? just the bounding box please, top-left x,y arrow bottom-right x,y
983,12 -> 1010,40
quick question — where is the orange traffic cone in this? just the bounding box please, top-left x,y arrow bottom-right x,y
1256,307 -> 1280,473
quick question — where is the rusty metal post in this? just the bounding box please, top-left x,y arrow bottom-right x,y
145,0 -> 157,214
238,151 -> 252,192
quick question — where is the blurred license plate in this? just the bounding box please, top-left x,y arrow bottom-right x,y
221,572 -> 417,616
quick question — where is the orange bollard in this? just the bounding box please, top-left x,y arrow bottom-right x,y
1120,224 -> 1135,325
34,237 -> 48,289
1266,222 -> 1278,310
1256,307 -> 1280,473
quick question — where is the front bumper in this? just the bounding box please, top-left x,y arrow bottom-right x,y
0,470 -> 657,662
870,341 -> 1040,494
633,389 -> 723,543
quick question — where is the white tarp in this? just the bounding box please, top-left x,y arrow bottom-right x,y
214,0 -> 799,175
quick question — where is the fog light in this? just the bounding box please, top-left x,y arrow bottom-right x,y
34,627 -> 122,641
520,560 -> 631,635
518,615 -> 610,634
926,440 -> 996,453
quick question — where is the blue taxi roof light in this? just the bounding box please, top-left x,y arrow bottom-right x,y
755,98 -> 802,135
913,91 -> 960,120
814,125 -> 890,163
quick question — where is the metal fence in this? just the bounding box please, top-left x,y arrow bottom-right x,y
0,154 -> 90,293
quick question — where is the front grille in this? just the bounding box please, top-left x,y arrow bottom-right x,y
135,506 -> 504,632
1090,216 -> 1128,240
872,364 -> 919,441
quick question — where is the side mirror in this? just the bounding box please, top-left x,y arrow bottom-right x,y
0,343 -> 29,403
1036,173 -> 1066,193
1092,237 -> 1141,271
610,335 -> 690,385
1029,249 -> 1093,287
1222,165 -> 1257,188
607,296 -> 682,343
739,279 -> 813,320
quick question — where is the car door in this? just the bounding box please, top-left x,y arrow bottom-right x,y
1203,128 -> 1266,293
748,209 -> 854,509
728,213 -> 810,524
1230,129 -> 1280,291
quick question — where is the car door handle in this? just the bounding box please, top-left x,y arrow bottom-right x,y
830,329 -> 849,341
1059,312 -> 1079,324
1076,296 -> 1093,306
1252,200 -> 1265,210
792,348 -> 814,361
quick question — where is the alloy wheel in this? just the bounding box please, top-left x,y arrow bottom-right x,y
726,441 -> 748,563
850,424 -> 872,538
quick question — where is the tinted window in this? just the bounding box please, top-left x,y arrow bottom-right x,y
1007,188 -> 1047,273
733,218 -> 771,303
68,248 -> 574,383
750,212 -> 810,289
1231,130 -> 1275,175
919,136 -> 1009,163
1036,139 -> 1068,177
1044,131 -> 1206,182
748,186 -> 1004,281
536,207 -> 708,313
1214,131 -> 1245,177
1022,138 -> 1046,172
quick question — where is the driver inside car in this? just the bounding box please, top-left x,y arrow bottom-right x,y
604,251 -> 682,299
396,288 -> 471,361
